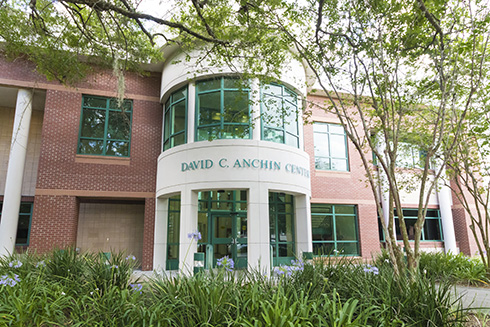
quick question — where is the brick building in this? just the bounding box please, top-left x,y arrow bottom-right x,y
0,49 -> 479,272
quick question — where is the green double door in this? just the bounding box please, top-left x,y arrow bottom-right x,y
211,213 -> 248,269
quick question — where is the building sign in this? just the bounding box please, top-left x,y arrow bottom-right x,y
181,158 -> 310,178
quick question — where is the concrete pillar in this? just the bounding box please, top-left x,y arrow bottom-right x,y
295,194 -> 313,256
187,82 -> 196,143
178,188 -> 198,274
153,197 -> 169,271
436,165 -> 458,254
0,89 -> 33,256
247,184 -> 271,274
251,78 -> 261,141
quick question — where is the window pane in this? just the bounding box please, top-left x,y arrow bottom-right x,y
223,91 -> 249,123
107,111 -> 131,140
285,134 -> 299,147
311,204 -> 333,214
198,79 -> 221,92
263,84 -> 282,96
105,141 -> 129,157
172,133 -> 185,147
109,99 -> 132,111
173,102 -> 186,133
402,209 -> 418,218
313,123 -> 328,133
278,243 -> 294,257
330,134 -> 346,158
264,128 -> 284,143
16,215 -> 30,245
167,212 -> 180,243
197,126 -> 220,141
335,215 -> 357,240
198,212 -> 208,243
79,139 -> 104,155
167,245 -> 179,260
424,219 -> 442,240
284,102 -> 297,134
81,109 -> 106,138
83,97 -> 106,109
19,204 -> 32,213
198,92 -> 221,125
335,206 -> 355,215
314,133 -> 329,157
284,88 -> 296,104
329,124 -> 344,134
331,159 -> 347,171
315,157 -> 330,170
277,214 -> 294,242
262,95 -> 282,128
172,88 -> 187,102
223,125 -> 250,139
223,78 -> 243,89
164,111 -> 171,140
313,243 -> 334,255
337,242 -> 358,255
312,214 -> 333,241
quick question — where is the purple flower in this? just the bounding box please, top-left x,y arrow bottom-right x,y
187,231 -> 202,241
0,274 -> 20,287
216,256 -> 234,271
8,260 -> 22,268
363,265 -> 379,275
129,283 -> 143,294
125,255 -> 136,261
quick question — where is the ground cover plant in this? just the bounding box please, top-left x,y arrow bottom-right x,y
0,249 -> 482,326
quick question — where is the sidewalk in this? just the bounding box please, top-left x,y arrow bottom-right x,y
454,285 -> 490,313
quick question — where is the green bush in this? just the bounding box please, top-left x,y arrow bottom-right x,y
0,249 -> 473,326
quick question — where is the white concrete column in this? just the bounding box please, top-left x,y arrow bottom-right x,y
187,82 -> 196,143
436,165 -> 458,254
295,194 -> 313,256
178,188 -> 198,274
247,184 -> 271,274
0,89 -> 33,256
153,197 -> 169,271
251,78 -> 261,141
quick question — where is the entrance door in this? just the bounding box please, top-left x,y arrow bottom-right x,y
211,213 -> 247,269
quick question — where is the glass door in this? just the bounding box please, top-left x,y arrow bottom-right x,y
211,213 -> 247,269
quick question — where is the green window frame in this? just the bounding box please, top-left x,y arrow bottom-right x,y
166,195 -> 181,270
261,83 -> 299,148
163,87 -> 187,151
0,202 -> 33,246
196,77 -> 251,141
313,122 -> 349,171
311,204 -> 359,256
269,192 -> 295,266
394,209 -> 443,241
78,96 -> 132,157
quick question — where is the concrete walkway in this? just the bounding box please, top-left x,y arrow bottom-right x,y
454,285 -> 490,313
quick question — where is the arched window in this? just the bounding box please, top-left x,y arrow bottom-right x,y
163,87 -> 187,151
261,84 -> 299,148
196,77 -> 250,140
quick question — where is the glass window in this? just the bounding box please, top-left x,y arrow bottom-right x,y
0,202 -> 33,246
166,195 -> 181,270
394,209 -> 443,241
269,192 -> 295,266
313,122 -> 348,171
78,96 -> 132,157
164,87 -> 187,151
261,84 -> 299,148
196,77 -> 250,141
311,204 -> 359,256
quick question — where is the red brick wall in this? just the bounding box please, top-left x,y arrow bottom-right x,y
0,55 -> 162,265
30,195 -> 79,251
142,197 -> 155,270
305,95 -> 380,258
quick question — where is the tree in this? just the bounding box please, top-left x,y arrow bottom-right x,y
2,0 -> 489,274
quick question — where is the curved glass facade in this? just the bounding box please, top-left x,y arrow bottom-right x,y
196,77 -> 251,141
163,87 -> 187,151
261,83 -> 299,148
